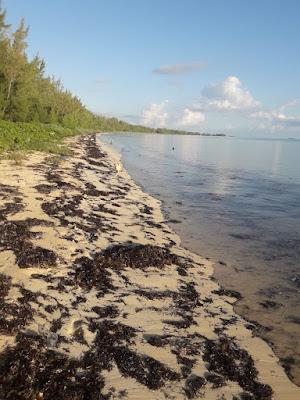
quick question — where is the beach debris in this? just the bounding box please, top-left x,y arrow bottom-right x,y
204,371 -> 226,388
95,243 -> 180,270
184,374 -> 206,398
0,277 -> 35,335
115,162 -> 122,173
34,184 -> 54,194
291,274 -> 300,288
0,219 -> 57,268
203,337 -> 273,399
0,184 -> 24,218
46,332 -> 58,349
259,300 -> 282,309
84,182 -> 103,197
212,287 -> 242,300
91,305 -> 119,319
288,315 -> 300,324
72,255 -> 114,295
70,244 -> 181,297
0,332 -> 106,400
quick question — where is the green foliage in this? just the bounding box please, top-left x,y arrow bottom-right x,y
0,120 -> 79,155
0,4 -> 154,137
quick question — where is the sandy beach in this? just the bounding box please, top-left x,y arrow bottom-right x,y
0,134 -> 299,400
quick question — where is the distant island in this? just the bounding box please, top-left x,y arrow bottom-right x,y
154,128 -> 226,136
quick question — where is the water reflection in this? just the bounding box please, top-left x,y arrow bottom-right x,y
102,133 -> 300,383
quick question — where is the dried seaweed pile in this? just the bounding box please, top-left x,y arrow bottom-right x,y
0,184 -> 57,269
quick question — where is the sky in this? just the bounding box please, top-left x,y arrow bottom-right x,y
3,0 -> 300,136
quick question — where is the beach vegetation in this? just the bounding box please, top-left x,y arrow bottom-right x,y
6,150 -> 25,165
0,5 -> 154,155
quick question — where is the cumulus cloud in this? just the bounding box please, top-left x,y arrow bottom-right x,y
141,100 -> 169,127
200,76 -> 259,111
251,109 -> 300,130
153,62 -> 206,75
178,108 -> 205,126
279,99 -> 300,112
199,77 -> 300,130
139,78 -> 300,133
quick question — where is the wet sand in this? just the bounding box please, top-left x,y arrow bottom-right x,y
0,134 -> 299,399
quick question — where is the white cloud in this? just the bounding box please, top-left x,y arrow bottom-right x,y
201,76 -> 259,111
193,76 -> 300,132
178,108 -> 205,126
141,100 -> 169,127
279,99 -> 300,112
153,62 -> 206,75
139,79 -> 300,133
251,109 -> 300,130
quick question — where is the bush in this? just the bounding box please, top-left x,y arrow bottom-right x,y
0,120 -> 87,155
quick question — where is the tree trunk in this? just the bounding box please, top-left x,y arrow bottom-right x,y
2,76 -> 13,115
6,77 -> 13,100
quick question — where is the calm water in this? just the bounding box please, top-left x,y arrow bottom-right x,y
101,133 -> 300,383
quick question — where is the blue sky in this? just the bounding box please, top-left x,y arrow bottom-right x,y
3,0 -> 300,135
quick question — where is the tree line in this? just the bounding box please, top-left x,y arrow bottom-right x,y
0,6 -> 153,132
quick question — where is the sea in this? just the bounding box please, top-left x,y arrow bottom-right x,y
101,132 -> 300,383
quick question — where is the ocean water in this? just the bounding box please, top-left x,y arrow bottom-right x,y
101,133 -> 300,383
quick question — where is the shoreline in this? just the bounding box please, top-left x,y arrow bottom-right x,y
0,134 -> 299,399
102,131 -> 300,387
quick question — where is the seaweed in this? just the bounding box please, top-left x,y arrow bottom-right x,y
184,374 -> 206,398
42,192 -> 113,239
71,244 -> 181,296
204,371 -> 226,388
164,282 -> 200,329
0,184 -> 24,218
84,182 -> 104,197
212,288 -> 242,300
114,347 -> 180,390
0,274 -> 11,298
0,219 -> 57,268
0,333 -> 108,400
97,243 -> 180,271
45,171 -> 75,190
71,255 -> 114,295
133,288 -> 174,300
91,305 -> 119,319
203,337 -> 273,399
34,184 -> 54,194
0,280 -> 36,334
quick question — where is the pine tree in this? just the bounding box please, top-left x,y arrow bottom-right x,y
0,4 -> 10,116
2,18 -> 29,119
0,4 -> 154,132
